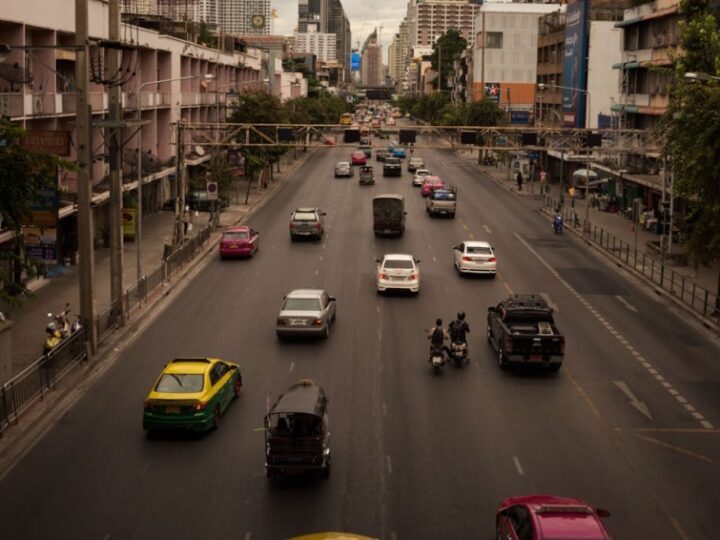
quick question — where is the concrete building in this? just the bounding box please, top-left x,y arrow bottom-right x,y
293,28 -> 337,63
121,0 -> 158,15
297,0 -> 351,81
219,0 -> 271,35
472,2 -> 562,122
0,0 -> 267,271
535,9 -> 566,127
407,0 -> 481,48
360,28 -> 383,87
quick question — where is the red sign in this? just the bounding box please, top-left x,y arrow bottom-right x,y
22,130 -> 71,156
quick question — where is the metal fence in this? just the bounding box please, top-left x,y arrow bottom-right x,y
1,329 -> 87,436
545,197 -> 720,327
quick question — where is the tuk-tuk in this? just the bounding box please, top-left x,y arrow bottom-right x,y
265,379 -> 331,481
359,165 -> 375,185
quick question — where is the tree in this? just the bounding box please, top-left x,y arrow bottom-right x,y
659,6 -> 720,267
431,29 -> 468,91
466,100 -> 504,126
0,119 -> 68,303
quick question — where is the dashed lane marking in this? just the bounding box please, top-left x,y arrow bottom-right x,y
386,455 -> 393,474
513,456 -> 525,476
289,362 -> 295,373
614,294 -> 639,313
483,225 -> 492,234
503,281 -> 514,296
514,232 -> 714,430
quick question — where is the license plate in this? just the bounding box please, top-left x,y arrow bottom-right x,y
289,319 -> 306,326
165,406 -> 181,414
383,229 -> 392,234
530,354 -> 543,362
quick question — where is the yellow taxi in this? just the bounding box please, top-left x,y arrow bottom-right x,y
143,357 -> 242,434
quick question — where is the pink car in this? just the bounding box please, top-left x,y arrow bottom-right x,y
351,151 -> 367,166
219,226 -> 259,259
421,176 -> 445,197
496,495 -> 612,540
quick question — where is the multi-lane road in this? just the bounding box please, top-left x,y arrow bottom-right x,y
1,139 -> 719,539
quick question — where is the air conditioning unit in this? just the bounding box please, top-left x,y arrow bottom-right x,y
33,95 -> 44,114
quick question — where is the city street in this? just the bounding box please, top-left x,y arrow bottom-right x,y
0,142 -> 718,539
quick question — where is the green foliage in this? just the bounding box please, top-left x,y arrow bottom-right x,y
396,94 -> 503,127
0,119 -> 67,303
431,29 -> 468,91
285,94 -> 349,124
465,100 -> 504,126
660,12 -> 720,265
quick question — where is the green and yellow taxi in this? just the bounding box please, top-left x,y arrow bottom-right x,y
143,357 -> 242,433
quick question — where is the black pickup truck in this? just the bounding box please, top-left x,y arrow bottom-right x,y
487,295 -> 565,372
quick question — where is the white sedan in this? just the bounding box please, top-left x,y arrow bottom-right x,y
376,254 -> 421,294
412,168 -> 431,187
453,241 -> 496,277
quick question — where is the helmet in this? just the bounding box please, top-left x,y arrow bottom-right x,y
457,312 -> 465,320
435,318 -> 443,326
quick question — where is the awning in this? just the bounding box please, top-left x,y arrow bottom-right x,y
614,5 -> 679,27
612,61 -> 640,70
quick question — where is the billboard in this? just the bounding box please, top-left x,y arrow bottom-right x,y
351,52 -> 361,72
561,0 -> 589,128
484,83 -> 501,102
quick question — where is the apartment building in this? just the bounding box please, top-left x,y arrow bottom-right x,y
293,29 -> 336,63
407,0 -> 481,48
535,10 -> 566,127
360,29 -> 383,87
297,0 -> 351,81
0,0 -> 264,267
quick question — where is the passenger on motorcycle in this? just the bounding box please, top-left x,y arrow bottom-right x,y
449,312 -> 470,357
427,318 -> 449,353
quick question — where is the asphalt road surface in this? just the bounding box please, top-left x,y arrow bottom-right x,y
1,138 -> 719,540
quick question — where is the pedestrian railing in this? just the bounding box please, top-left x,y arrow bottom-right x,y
0,329 -> 87,436
545,197 -> 720,327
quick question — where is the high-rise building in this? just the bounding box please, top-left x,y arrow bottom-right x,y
361,28 -> 383,86
407,0 -> 481,47
121,0 -> 157,14
153,0 -> 271,35
294,28 -> 337,62
297,0 -> 351,80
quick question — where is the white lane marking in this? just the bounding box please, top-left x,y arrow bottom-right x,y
318,256 -> 323,261
513,456 -> 525,476
244,533 -> 253,540
315,269 -> 319,275
614,295 -> 639,313
289,362 -> 295,373
614,380 -> 652,420
382,402 -> 387,416
432,255 -> 437,263
483,224 -> 492,234
140,460 -> 151,479
514,232 -> 713,430
386,455 -> 393,474
539,293 -> 559,313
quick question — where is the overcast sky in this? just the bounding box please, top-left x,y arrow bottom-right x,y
272,0 -> 405,63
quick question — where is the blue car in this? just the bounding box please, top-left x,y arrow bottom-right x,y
392,148 -> 407,159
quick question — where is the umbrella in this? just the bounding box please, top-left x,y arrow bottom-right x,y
572,168 -> 598,179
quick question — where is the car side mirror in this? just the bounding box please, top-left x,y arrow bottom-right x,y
404,211 -> 407,215
321,212 -> 327,216
487,306 -> 495,312
375,257 -> 381,263
415,259 -> 421,263
328,296 -> 336,302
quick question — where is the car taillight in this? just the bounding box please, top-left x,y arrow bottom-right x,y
312,319 -> 323,326
315,223 -> 322,230
462,256 -> 472,262
378,273 -> 388,280
277,318 -> 286,326
289,222 -> 295,229
409,273 -> 418,280
194,401 -> 207,411
488,257 -> 496,263
505,336 -> 513,354
560,338 -> 565,354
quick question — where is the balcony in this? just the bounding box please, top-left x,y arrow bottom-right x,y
180,92 -> 217,107
28,93 -> 56,116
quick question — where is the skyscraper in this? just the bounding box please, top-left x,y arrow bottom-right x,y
297,0 -> 351,80
360,29 -> 383,86
154,0 -> 271,35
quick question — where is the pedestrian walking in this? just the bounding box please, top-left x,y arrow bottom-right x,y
182,207 -> 191,236
516,171 -> 524,191
539,170 -> 547,194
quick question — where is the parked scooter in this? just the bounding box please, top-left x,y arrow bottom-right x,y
43,303 -> 81,355
448,340 -> 468,367
553,214 -> 564,234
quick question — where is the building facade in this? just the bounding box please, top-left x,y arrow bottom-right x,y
293,29 -> 337,63
297,0 -> 350,81
360,29 -> 383,86
408,0 -> 481,48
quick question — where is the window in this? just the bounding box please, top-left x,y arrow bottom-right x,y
283,298 -> 322,311
155,374 -> 204,393
293,211 -> 318,221
486,32 -> 503,49
223,232 -> 249,241
384,259 -> 415,270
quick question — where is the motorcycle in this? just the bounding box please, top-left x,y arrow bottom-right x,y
553,215 -> 564,234
43,303 -> 81,355
448,340 -> 468,367
429,345 -> 446,375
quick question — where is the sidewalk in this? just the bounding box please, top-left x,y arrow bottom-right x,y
455,150 -> 719,302
1,151 -> 310,380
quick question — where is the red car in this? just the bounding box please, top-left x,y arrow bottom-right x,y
421,176 -> 445,197
351,150 -> 367,166
219,226 -> 259,258
496,495 -> 612,540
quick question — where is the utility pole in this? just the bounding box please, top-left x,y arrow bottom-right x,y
174,120 -> 186,245
108,0 -> 124,324
75,0 -> 96,351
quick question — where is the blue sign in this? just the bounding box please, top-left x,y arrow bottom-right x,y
562,0 -> 589,128
510,110 -> 531,124
351,52 -> 361,72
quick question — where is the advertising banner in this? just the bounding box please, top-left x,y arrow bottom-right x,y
24,226 -> 57,263
123,208 -> 136,241
484,83 -> 501,102
22,180 -> 59,227
351,52 -> 361,72
561,0 -> 589,128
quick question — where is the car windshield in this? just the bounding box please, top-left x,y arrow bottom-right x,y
293,212 -> 318,221
433,191 -> 455,200
467,246 -> 492,255
283,298 -> 322,311
416,170 -> 430,176
411,158 -> 423,164
384,259 -> 414,269
386,158 -> 400,164
223,231 -> 248,240
337,162 -> 350,167
155,373 -> 204,393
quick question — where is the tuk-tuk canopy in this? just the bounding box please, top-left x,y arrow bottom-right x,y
269,379 -> 327,417
360,165 -> 373,173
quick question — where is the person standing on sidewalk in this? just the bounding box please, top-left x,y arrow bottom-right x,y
539,170 -> 547,194
516,171 -> 524,191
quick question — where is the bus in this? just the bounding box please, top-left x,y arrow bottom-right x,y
339,113 -> 353,126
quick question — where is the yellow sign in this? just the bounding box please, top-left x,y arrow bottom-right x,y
123,208 -> 136,240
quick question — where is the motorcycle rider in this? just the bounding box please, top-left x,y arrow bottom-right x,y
449,312 -> 470,360
553,213 -> 564,233
427,318 -> 449,357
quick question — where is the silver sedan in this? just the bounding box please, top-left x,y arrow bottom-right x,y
276,289 -> 337,339
335,161 -> 353,177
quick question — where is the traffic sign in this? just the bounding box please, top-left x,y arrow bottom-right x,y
206,181 -> 218,201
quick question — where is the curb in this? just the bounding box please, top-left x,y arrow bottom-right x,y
0,149 -> 315,476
